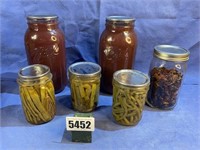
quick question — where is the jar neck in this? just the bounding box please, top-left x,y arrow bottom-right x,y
27,20 -> 58,31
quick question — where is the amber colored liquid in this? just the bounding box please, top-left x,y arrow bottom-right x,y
24,22 -> 67,93
99,24 -> 137,94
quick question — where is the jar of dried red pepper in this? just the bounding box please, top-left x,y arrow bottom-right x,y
147,45 -> 190,110
99,16 -> 137,94
24,15 -> 67,93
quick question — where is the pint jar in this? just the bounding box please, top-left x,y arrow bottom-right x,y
24,15 -> 67,93
112,69 -> 150,126
68,62 -> 101,112
17,64 -> 56,124
147,45 -> 190,110
99,16 -> 137,94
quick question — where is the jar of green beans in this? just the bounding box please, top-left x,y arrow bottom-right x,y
17,64 -> 56,125
68,62 -> 101,112
112,69 -> 150,126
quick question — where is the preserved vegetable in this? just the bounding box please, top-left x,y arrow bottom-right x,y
112,69 -> 149,126
68,62 -> 101,112
17,64 -> 56,124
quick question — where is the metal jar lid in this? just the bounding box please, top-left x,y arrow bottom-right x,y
27,15 -> 58,22
68,62 -> 101,77
106,16 -> 135,22
18,64 -> 51,82
113,69 -> 150,89
106,16 -> 135,26
154,45 -> 190,61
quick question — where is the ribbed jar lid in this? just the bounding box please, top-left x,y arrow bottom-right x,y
154,45 -> 190,61
113,69 -> 150,89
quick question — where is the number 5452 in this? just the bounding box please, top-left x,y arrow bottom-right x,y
66,117 -> 95,131
68,120 -> 91,129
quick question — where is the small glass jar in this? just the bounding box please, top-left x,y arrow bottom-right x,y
24,15 -> 67,93
17,64 -> 56,124
147,45 -> 190,110
112,69 -> 150,126
99,16 -> 137,94
68,62 -> 101,112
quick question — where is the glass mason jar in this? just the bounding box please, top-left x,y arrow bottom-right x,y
112,69 -> 150,126
99,16 -> 137,94
17,64 -> 56,125
147,45 -> 190,110
68,62 -> 101,112
24,15 -> 67,93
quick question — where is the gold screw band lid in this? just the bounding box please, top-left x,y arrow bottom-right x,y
154,45 -> 190,61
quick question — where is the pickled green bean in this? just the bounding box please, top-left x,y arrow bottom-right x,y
112,86 -> 148,126
70,76 -> 100,112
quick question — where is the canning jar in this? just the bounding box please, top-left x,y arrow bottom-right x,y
24,15 -> 67,93
112,69 -> 150,126
99,16 -> 137,94
17,64 -> 56,124
147,45 -> 190,110
68,62 -> 101,112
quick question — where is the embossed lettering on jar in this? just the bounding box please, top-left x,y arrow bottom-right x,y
24,15 -> 67,93
99,16 -> 137,94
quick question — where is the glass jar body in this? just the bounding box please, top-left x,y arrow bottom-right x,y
69,75 -> 100,112
99,24 -> 137,94
68,62 -> 101,112
147,57 -> 187,109
24,19 -> 67,93
17,65 -> 56,124
112,82 -> 149,126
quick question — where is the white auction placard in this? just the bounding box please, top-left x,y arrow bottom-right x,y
66,117 -> 95,131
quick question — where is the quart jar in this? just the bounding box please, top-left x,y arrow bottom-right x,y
112,69 -> 150,126
147,45 -> 190,110
24,15 -> 67,93
68,62 -> 101,112
99,16 -> 137,94
17,64 -> 56,125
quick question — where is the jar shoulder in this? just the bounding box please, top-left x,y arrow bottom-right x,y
25,28 -> 65,42
149,57 -> 187,73
99,29 -> 137,44
25,28 -> 64,36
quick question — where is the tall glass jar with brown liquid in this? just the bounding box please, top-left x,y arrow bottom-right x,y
99,16 -> 137,94
24,15 -> 67,93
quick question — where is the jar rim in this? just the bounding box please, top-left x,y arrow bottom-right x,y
68,62 -> 101,77
113,69 -> 150,88
154,45 -> 190,61
18,64 -> 50,80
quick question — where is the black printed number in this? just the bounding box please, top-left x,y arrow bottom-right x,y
86,121 -> 91,129
68,120 -> 91,129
